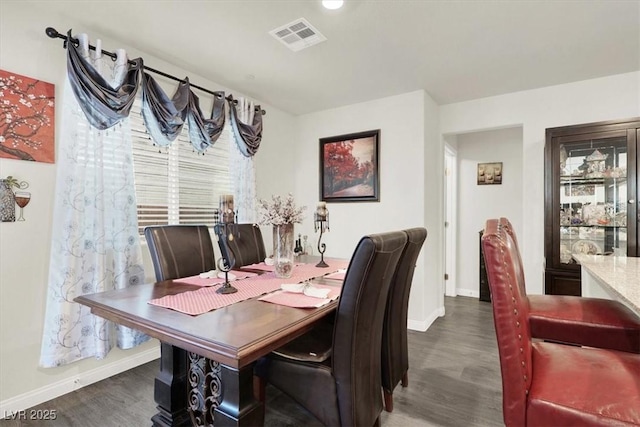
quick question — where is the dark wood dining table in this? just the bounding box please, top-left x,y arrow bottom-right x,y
74,257 -> 344,427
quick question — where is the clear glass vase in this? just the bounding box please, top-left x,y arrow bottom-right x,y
273,223 -> 294,278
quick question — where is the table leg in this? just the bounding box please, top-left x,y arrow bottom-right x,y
214,363 -> 264,427
152,343 -> 191,427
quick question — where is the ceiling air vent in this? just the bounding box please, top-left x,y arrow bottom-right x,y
269,18 -> 327,52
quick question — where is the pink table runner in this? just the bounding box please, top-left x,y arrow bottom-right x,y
259,285 -> 340,308
174,270 -> 258,287
149,260 -> 350,316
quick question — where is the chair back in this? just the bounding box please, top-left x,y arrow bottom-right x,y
497,217 -> 527,296
332,231 -> 407,427
144,225 -> 216,281
481,219 -> 533,427
381,227 -> 428,393
214,223 -> 266,268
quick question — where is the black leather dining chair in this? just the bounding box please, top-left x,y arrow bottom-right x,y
214,223 -> 266,268
145,224 -> 217,281
381,227 -> 427,412
255,231 -> 408,427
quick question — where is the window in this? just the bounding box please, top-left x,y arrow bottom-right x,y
129,98 -> 232,235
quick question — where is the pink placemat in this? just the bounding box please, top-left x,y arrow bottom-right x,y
149,260 -> 350,316
174,271 -> 258,287
259,285 -> 340,308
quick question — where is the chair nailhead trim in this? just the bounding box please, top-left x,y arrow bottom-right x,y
495,228 -> 529,393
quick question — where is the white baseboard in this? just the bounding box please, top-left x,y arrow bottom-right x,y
408,305 -> 445,332
456,288 -> 479,298
1,347 -> 160,417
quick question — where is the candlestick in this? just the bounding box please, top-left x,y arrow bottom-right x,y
219,194 -> 235,224
314,203 -> 330,268
316,201 -> 327,221
216,196 -> 238,294
216,255 -> 238,294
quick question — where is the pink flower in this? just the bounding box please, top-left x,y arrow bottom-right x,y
257,193 -> 306,226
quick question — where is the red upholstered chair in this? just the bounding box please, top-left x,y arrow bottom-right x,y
381,227 -> 427,412
496,217 -> 640,353
482,220 -> 640,426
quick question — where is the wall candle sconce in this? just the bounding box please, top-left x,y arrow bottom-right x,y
314,202 -> 330,268
216,194 -> 238,294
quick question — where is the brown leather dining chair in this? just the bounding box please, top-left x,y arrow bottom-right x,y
144,225 -> 217,425
214,223 -> 266,268
482,220 -> 640,426
381,227 -> 427,412
145,224 -> 217,282
255,231 -> 408,427
496,217 -> 640,353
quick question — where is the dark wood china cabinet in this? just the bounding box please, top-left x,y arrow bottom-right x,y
544,117 -> 639,296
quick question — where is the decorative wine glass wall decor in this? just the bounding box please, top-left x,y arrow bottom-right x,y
14,191 -> 31,221
0,176 -> 30,222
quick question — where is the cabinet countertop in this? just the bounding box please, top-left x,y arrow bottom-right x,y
573,254 -> 640,313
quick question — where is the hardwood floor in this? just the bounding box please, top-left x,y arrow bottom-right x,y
1,297 -> 503,426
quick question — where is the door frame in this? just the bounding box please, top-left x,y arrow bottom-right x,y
444,144 -> 457,297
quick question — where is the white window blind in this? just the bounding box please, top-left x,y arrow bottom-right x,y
129,98 -> 232,235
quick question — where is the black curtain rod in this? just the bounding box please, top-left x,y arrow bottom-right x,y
45,27 -> 266,115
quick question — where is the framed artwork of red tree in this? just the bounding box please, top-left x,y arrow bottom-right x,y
320,129 -> 379,202
0,69 -> 55,163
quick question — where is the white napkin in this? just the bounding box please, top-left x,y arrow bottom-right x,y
281,283 -> 306,293
199,270 -> 235,280
280,283 -> 331,299
199,270 -> 218,279
303,286 -> 331,299
264,257 -> 275,266
218,271 -> 236,281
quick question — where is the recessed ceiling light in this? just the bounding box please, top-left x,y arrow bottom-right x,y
322,0 -> 344,10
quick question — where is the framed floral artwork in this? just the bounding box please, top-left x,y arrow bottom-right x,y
320,129 -> 380,202
0,69 -> 55,163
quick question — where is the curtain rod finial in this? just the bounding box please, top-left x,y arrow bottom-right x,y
45,27 -> 59,38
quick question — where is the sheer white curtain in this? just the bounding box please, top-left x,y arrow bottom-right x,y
229,97 -> 257,223
40,35 -> 148,368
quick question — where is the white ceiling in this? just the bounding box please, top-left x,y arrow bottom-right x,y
43,0 -> 640,115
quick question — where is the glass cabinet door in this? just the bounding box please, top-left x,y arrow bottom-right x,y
558,136 -> 627,264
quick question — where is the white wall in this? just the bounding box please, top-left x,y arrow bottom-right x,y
455,127 -> 523,297
441,71 -> 640,295
0,3 -> 295,413
294,90 -> 444,331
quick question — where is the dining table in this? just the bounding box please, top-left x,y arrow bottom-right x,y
74,256 -> 348,427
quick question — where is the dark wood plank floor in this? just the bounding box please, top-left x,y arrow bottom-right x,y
1,297 -> 502,426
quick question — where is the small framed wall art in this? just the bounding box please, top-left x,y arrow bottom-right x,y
477,162 -> 502,185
